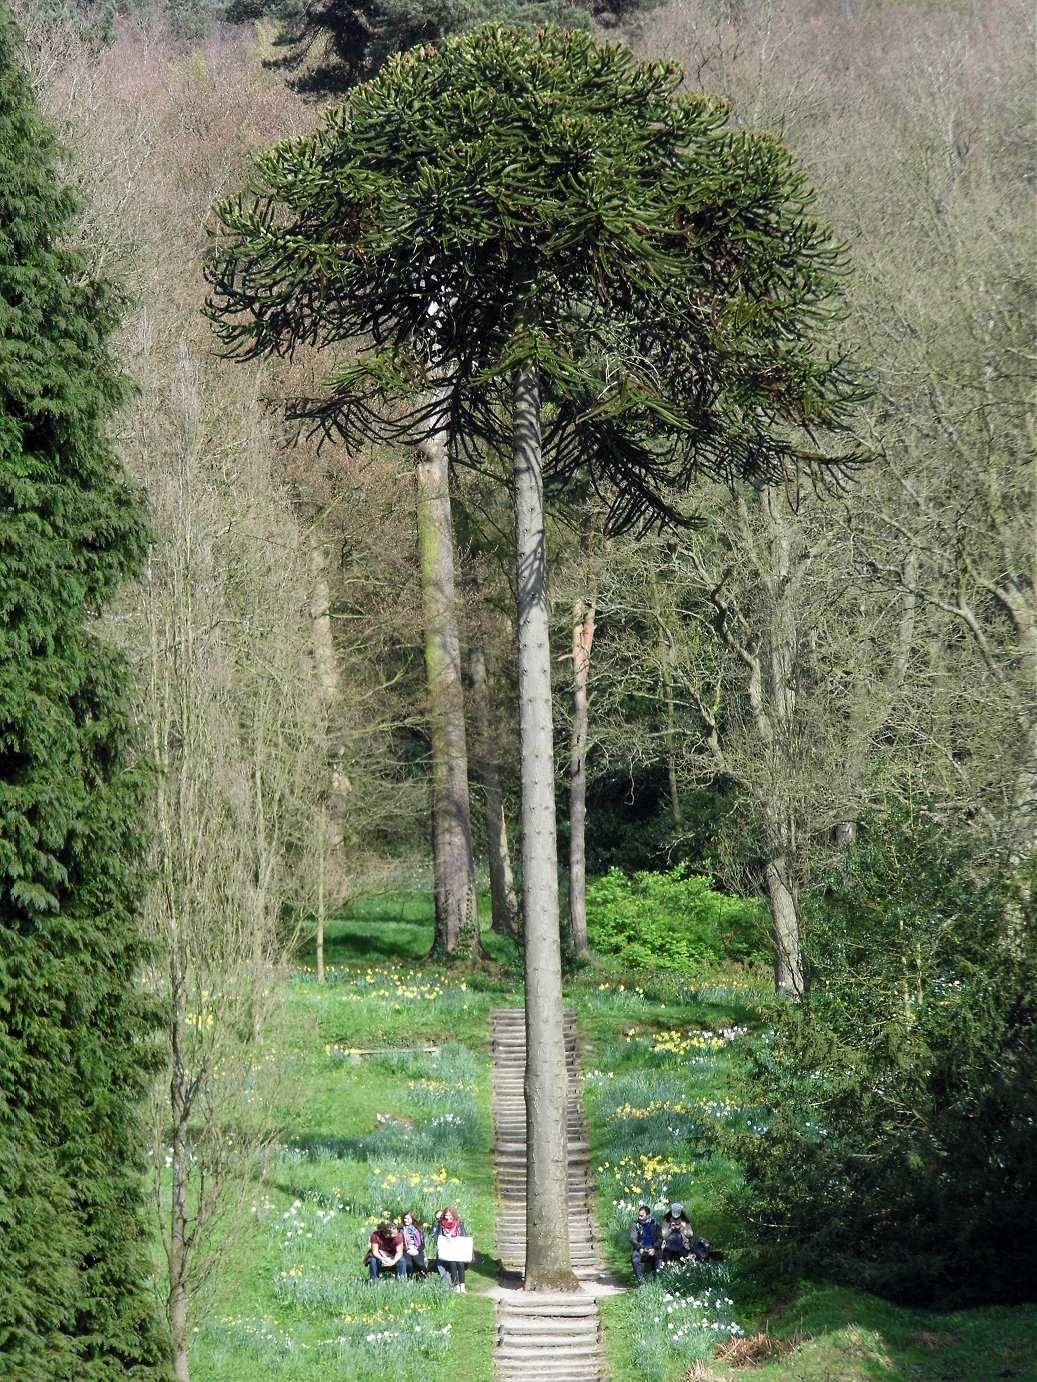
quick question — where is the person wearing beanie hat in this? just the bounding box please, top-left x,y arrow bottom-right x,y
661,1202 -> 694,1264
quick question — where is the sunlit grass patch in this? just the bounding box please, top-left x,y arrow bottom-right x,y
206,1278 -> 456,1379
584,980 -> 649,1009
300,963 -> 469,1005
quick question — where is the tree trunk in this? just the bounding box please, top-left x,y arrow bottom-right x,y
756,489 -> 805,996
308,565 -> 352,853
169,951 -> 191,1382
308,561 -> 351,980
512,358 -> 576,1291
664,662 -> 683,834
764,854 -> 804,998
415,390 -> 480,958
568,594 -> 595,959
469,641 -> 520,937
315,809 -> 327,983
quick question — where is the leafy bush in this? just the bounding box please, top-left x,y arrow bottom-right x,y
728,804 -> 1037,1307
587,865 -> 768,971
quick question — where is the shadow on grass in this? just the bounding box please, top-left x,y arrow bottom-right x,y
322,921 -> 433,967
733,1285 -> 1037,1382
291,891 -> 521,982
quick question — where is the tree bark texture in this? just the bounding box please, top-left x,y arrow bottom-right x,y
512,361 -> 576,1290
754,489 -> 805,996
308,566 -> 352,850
416,392 -> 480,957
308,562 -> 351,981
568,594 -> 596,959
764,854 -> 804,998
468,641 -> 520,937
169,954 -> 191,1382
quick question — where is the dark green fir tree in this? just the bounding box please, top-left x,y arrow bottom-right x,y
0,7 -> 168,1376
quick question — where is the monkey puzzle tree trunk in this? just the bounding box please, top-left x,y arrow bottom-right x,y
513,358 -> 576,1290
416,391 -> 480,957
469,641 -> 520,937
568,594 -> 596,959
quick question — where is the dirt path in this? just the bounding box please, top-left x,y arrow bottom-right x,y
489,1007 -> 622,1381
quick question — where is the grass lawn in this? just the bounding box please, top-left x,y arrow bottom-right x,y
181,892 -> 1036,1381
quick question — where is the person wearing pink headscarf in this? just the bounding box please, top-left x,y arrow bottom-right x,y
433,1205 -> 470,1291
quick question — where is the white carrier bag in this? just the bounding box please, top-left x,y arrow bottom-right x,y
437,1234 -> 474,1263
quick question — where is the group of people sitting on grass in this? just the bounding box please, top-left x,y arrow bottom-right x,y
364,1206 -> 472,1291
629,1202 -> 715,1285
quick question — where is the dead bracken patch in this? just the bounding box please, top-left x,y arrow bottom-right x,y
714,1330 -> 802,1367
680,1361 -> 720,1380
913,1331 -> 953,1350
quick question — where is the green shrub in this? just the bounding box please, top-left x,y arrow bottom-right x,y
727,804 -> 1037,1307
586,865 -> 768,971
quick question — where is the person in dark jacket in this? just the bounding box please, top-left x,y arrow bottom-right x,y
660,1202 -> 695,1264
629,1204 -> 660,1284
399,1209 -> 427,1276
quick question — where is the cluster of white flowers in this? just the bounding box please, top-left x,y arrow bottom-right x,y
278,1200 -> 309,1246
274,1198 -> 337,1248
649,1282 -> 745,1343
162,1145 -> 199,1170
429,1112 -> 464,1128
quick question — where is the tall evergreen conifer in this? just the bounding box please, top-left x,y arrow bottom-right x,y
0,7 -> 167,1374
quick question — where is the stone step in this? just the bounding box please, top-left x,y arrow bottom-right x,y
496,1343 -> 604,1363
496,1244 -> 599,1255
498,1292 -> 600,1310
489,1010 -> 579,1021
494,1151 -> 589,1163
497,1365 -> 605,1378
491,1009 -> 610,1382
498,1336 -> 602,1352
495,1241 -> 600,1254
495,1226 -> 597,1238
496,1243 -> 600,1260
499,1317 -> 599,1337
496,1365 -> 605,1380
497,1360 -> 604,1371
495,1182 -> 593,1195
497,1345 -> 603,1364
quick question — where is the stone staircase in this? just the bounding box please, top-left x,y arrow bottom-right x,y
490,1007 -> 609,1382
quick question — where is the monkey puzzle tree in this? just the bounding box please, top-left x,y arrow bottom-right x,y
207,23 -> 862,1283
